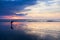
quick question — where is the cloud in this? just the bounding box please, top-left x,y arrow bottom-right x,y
24,0 -> 60,13
17,0 -> 60,19
0,0 -> 60,19
0,0 -> 36,16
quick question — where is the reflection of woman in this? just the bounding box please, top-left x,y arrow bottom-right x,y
11,21 -> 14,29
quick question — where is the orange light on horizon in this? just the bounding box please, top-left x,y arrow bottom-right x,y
2,15 -> 25,19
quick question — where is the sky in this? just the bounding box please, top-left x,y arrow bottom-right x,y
0,0 -> 60,19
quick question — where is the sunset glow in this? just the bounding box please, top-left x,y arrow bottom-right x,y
0,0 -> 60,40
1,15 -> 25,19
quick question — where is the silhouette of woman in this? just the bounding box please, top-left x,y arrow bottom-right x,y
11,21 -> 14,29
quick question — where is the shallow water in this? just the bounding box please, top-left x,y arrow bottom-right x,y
0,22 -> 60,40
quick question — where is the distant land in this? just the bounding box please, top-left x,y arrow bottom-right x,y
0,19 -> 60,22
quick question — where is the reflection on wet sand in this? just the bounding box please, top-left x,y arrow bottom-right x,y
0,22 -> 60,40
12,22 -> 60,38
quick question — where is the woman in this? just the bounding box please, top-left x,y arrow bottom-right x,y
11,21 -> 14,29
